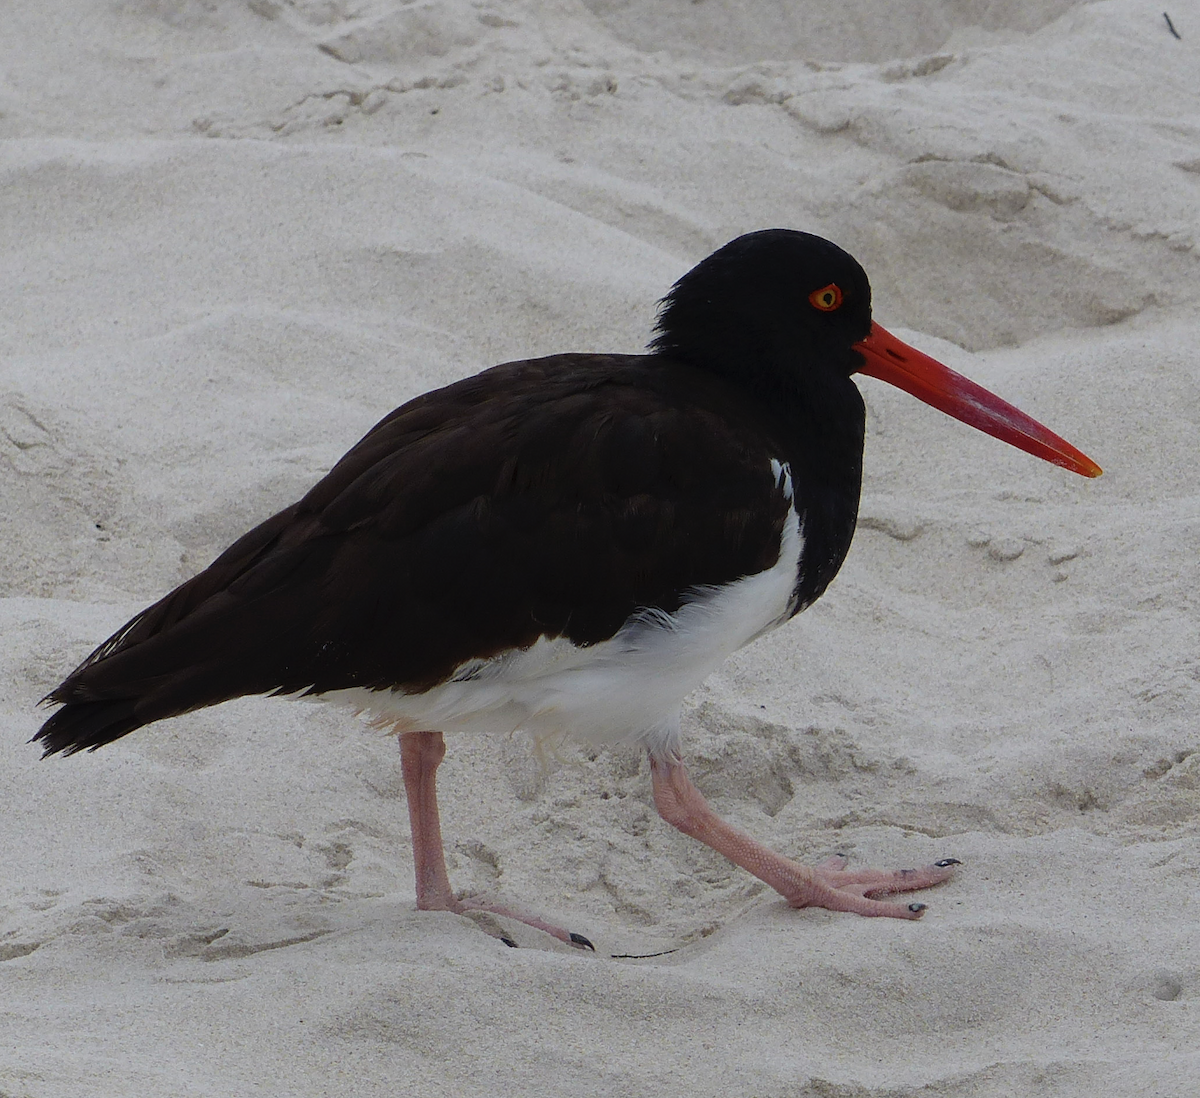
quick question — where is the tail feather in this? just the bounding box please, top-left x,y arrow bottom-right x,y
32,505 -> 321,759
33,698 -> 144,758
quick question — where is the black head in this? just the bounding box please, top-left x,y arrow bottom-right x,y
650,230 -> 873,390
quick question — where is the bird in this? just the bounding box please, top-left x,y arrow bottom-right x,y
33,229 -> 1100,947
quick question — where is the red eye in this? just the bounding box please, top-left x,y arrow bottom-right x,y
808,283 -> 843,311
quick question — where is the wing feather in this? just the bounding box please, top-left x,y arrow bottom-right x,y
36,353 -> 793,753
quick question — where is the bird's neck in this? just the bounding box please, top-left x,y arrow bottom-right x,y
772,369 -> 865,613
681,345 -> 866,613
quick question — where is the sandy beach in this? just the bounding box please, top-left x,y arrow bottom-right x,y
3,2 -> 1199,1094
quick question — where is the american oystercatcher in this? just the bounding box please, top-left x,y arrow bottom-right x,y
34,230 -> 1100,946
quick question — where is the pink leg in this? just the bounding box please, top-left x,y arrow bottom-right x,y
398,730 -> 594,948
650,753 -> 957,919
399,730 -> 456,911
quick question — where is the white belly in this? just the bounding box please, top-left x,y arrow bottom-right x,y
327,470 -> 801,759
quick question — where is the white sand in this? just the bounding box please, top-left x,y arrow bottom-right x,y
3,1 -> 1199,1094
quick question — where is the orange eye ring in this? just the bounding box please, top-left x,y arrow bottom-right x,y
808,283 -> 843,311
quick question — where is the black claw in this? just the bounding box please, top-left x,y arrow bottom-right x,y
569,932 -> 596,951
500,936 -> 519,948
908,903 -> 927,914
934,858 -> 962,868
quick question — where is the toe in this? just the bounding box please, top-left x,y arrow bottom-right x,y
820,861 -> 958,896
790,880 -> 932,919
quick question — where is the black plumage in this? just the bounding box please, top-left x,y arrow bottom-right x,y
35,230 -> 875,757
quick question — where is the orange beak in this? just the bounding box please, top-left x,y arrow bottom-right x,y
853,322 -> 1102,478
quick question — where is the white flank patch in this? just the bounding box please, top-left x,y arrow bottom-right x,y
327,463 -> 801,758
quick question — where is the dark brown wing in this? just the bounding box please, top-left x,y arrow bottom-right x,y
35,353 -> 793,755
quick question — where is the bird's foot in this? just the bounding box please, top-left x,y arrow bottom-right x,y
783,854 -> 960,919
451,894 -> 595,951
400,730 -> 597,951
651,751 -> 959,921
